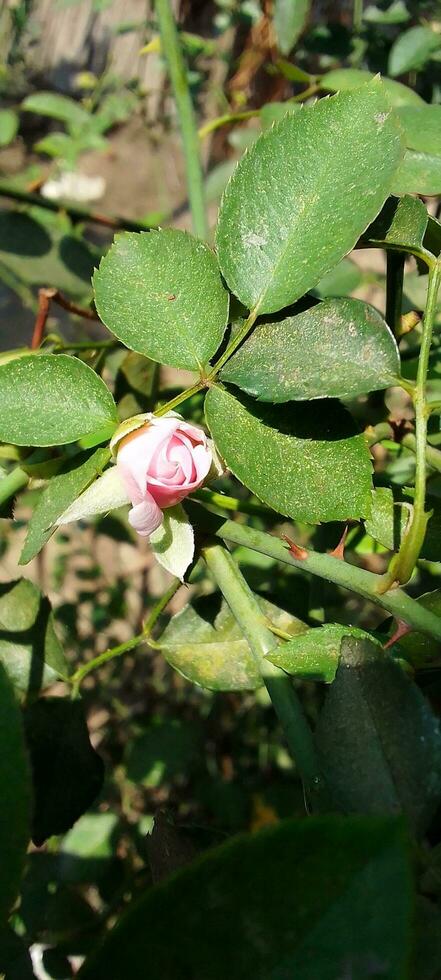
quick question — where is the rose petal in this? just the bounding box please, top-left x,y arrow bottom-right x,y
128,494 -> 163,537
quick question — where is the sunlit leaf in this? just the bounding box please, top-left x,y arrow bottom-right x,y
0,355 -> 118,447
94,230 -> 229,371
216,81 -> 403,315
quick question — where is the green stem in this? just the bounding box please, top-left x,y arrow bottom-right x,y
203,542 -> 328,807
382,261 -> 441,588
386,252 -> 404,337
155,0 -> 207,239
199,110 -> 259,140
352,0 -> 363,32
207,308 -> 259,379
187,502 -> 441,641
366,422 -> 441,474
0,465 -> 29,507
0,179 -> 151,232
192,487 -> 273,517
70,577 -> 181,697
154,379 -> 204,417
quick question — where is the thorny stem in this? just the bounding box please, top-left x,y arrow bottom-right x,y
70,577 -> 181,698
155,0 -> 208,239
203,542 -> 328,808
379,261 -> 441,591
186,502 -> 441,643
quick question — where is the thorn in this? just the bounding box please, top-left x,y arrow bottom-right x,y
329,524 -> 349,561
384,619 -> 412,650
281,534 -> 308,560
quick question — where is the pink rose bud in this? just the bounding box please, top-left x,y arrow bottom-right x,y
116,415 -> 212,537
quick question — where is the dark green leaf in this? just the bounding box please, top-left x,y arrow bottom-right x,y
0,662 -> 31,926
205,386 -> 373,523
23,698 -> 104,846
312,257 -> 362,298
0,579 -> 68,695
0,354 -> 118,447
362,194 -> 428,251
392,150 -> 441,196
0,109 -> 19,147
125,719 -> 202,788
315,636 -> 441,834
78,816 -> 412,980
20,448 -> 111,565
157,594 -> 306,691
216,82 -> 403,315
365,486 -> 441,562
268,624 -> 378,682
273,0 -> 310,55
388,25 -> 441,77
93,230 -> 229,371
397,590 -> 441,668
397,105 -> 441,156
221,298 -> 400,401
364,487 -> 411,551
320,68 -> 424,106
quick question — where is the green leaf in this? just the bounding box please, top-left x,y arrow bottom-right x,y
315,635 -> 441,834
78,816 -> 412,980
56,464 -> 130,525
362,193 -> 428,251
125,719 -> 202,789
93,230 -> 229,371
320,68 -> 424,107
312,257 -> 362,298
397,590 -> 441,667
0,210 -> 98,298
157,594 -> 305,692
23,698 -> 104,846
364,486 -> 411,551
397,105 -> 441,156
363,1 -> 409,25
273,0 -> 310,55
267,624 -> 379,682
388,25 -> 441,77
0,579 -> 68,695
0,354 -> 118,447
221,298 -> 400,401
216,81 -> 403,315
150,505 -> 194,580
20,448 -> 111,564
392,150 -> 441,196
365,486 -> 441,564
259,100 -> 300,129
0,109 -> 19,148
205,386 -> 372,523
22,91 -> 91,129
0,662 -> 31,927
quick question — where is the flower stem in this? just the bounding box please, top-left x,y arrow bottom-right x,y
380,260 -> 441,590
203,542 -> 328,808
207,307 -> 259,379
155,0 -> 207,239
70,577 -> 181,697
0,465 -> 29,507
154,380 -> 205,417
